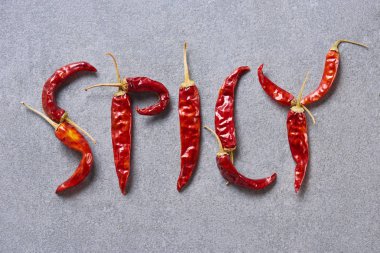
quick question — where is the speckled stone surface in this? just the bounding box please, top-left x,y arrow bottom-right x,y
0,1 -> 379,252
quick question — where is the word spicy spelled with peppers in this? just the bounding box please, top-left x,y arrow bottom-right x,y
21,39 -> 367,195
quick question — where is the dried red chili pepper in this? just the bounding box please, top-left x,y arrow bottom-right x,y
41,62 -> 97,143
215,66 -> 250,160
84,53 -> 170,194
302,40 -> 367,105
287,75 -> 310,192
204,126 -> 277,190
127,77 -> 170,116
21,102 -> 93,193
257,64 -> 295,106
177,43 -> 201,191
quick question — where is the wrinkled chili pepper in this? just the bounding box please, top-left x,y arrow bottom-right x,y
215,66 -> 250,161
84,53 -> 170,194
21,102 -> 93,193
41,62 -> 97,143
204,126 -> 277,190
302,40 -> 367,105
177,43 -> 201,191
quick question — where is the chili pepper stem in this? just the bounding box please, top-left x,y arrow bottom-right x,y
330,40 -> 368,52
291,71 -> 316,124
65,118 -> 97,144
21,102 -> 58,129
106,53 -> 122,84
204,126 -> 226,155
83,83 -> 123,91
181,42 -> 195,88
229,151 -> 234,164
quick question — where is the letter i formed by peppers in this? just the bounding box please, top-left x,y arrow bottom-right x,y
177,43 -> 201,191
84,54 -> 170,195
258,40 -> 367,192
22,62 -> 97,193
205,67 -> 277,190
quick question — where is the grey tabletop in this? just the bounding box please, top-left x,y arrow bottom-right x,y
1,1 -> 379,252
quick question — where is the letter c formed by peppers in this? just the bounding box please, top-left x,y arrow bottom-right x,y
205,66 -> 277,190
22,62 -> 97,193
258,40 -> 367,192
84,53 -> 170,195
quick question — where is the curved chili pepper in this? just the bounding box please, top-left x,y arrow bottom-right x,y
177,43 -> 201,191
204,126 -> 277,190
42,62 -> 97,122
21,102 -> 93,193
301,40 -> 367,105
127,77 -> 170,116
215,66 -> 250,152
216,153 -> 277,189
257,64 -> 295,106
41,61 -> 97,144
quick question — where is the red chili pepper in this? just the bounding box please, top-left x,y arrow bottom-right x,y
204,126 -> 277,190
215,66 -> 250,154
177,43 -> 201,191
257,64 -> 295,106
302,40 -> 367,105
111,93 -> 132,195
84,53 -> 169,194
41,61 -> 97,144
127,77 -> 170,115
21,103 -> 93,193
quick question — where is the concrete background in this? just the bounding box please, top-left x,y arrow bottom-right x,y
0,0 -> 379,252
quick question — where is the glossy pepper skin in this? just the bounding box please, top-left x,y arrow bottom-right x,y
301,40 -> 367,105
257,64 -> 295,106
204,126 -> 277,191
301,50 -> 339,105
217,153 -> 277,190
177,85 -> 201,191
215,66 -> 250,151
42,62 -> 97,122
111,93 -> 132,195
177,43 -> 201,191
126,77 -> 170,115
287,111 -> 308,193
54,122 -> 93,193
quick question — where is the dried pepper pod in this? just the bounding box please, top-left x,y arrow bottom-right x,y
21,103 -> 93,193
41,62 -> 97,143
204,126 -> 276,190
177,43 -> 201,191
302,40 -> 367,105
84,53 -> 170,195
287,75 -> 311,192
215,66 -> 250,158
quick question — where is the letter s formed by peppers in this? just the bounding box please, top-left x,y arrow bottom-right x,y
84,54 -> 170,195
22,62 -> 97,193
257,40 -> 367,192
